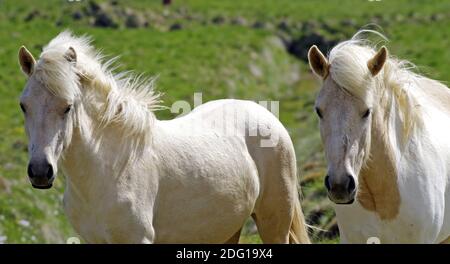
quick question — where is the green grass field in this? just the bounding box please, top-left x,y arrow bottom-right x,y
0,0 -> 449,243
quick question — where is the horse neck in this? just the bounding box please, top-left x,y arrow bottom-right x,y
60,106 -> 136,200
357,90 -> 402,220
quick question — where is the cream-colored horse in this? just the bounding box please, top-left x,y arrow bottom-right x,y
308,31 -> 450,243
18,31 -> 310,244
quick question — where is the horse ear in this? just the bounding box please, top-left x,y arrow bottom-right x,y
308,45 -> 329,79
367,46 -> 388,76
18,46 -> 36,76
64,47 -> 77,64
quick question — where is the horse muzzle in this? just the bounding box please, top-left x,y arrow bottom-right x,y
325,174 -> 356,205
28,161 -> 55,190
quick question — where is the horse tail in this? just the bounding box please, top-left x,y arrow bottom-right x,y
289,189 -> 311,244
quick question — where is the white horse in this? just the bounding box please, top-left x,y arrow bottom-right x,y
18,31 -> 310,244
308,30 -> 450,243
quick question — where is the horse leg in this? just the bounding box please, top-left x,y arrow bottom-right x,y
252,198 -> 291,243
225,228 -> 242,244
250,140 -> 310,244
252,157 -> 295,244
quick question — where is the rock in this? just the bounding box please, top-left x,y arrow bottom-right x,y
302,21 -> 319,33
288,32 -> 338,62
408,11 -> 419,18
162,8 -> 170,17
370,14 -> 383,24
277,20 -> 291,32
125,13 -> 148,28
276,32 -> 293,49
252,21 -> 274,30
86,0 -> 119,28
230,17 -> 248,26
88,17 -> 95,26
293,22 -> 303,31
322,22 -> 339,34
146,10 -> 165,25
431,13 -> 445,21
72,11 -> 83,20
267,36 -> 286,50
212,15 -> 226,25
169,23 -> 183,31
408,11 -> 422,22
340,19 -> 357,28
93,12 -> 118,28
252,21 -> 266,29
88,0 -> 101,15
248,63 -> 263,78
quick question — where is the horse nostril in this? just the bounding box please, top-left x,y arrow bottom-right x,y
347,175 -> 356,193
324,175 -> 331,191
28,162 -> 53,180
46,164 -> 54,180
27,164 -> 35,178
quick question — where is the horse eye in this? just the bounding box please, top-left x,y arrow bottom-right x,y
362,109 -> 371,119
64,105 -> 72,114
315,107 -> 323,119
20,103 -> 26,113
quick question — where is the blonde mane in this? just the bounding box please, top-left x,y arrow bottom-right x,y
33,30 -> 162,143
327,30 -> 425,148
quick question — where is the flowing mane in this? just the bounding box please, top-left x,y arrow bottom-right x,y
327,30 -> 426,147
33,30 -> 162,141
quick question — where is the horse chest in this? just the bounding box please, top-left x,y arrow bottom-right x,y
336,204 -> 426,243
63,198 -> 105,242
63,191 -> 150,243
